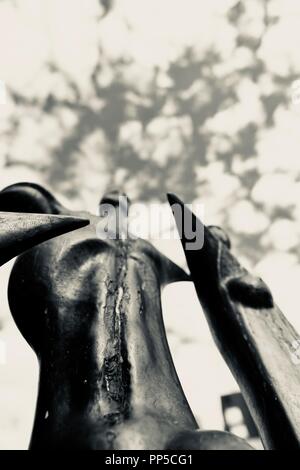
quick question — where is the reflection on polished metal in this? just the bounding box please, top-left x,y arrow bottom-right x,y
168,193 -> 300,450
1,183 -> 252,450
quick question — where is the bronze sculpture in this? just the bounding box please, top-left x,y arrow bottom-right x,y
0,182 -> 253,449
2,183 -> 299,449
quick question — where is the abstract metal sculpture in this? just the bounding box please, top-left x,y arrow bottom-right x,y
0,183 -> 253,449
4,184 -> 298,449
168,193 -> 300,450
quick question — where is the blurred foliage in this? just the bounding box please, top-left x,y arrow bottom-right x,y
1,0 -> 300,266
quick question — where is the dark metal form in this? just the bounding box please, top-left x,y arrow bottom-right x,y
168,193 -> 300,450
0,211 -> 89,267
0,183 -> 252,450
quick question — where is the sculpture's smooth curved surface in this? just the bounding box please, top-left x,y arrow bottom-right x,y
168,193 -> 300,450
166,430 -> 253,450
0,183 -> 253,450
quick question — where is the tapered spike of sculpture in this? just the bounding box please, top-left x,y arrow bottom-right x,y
0,211 -> 89,267
167,193 -> 300,450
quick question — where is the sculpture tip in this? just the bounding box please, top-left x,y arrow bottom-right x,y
0,212 -> 89,267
